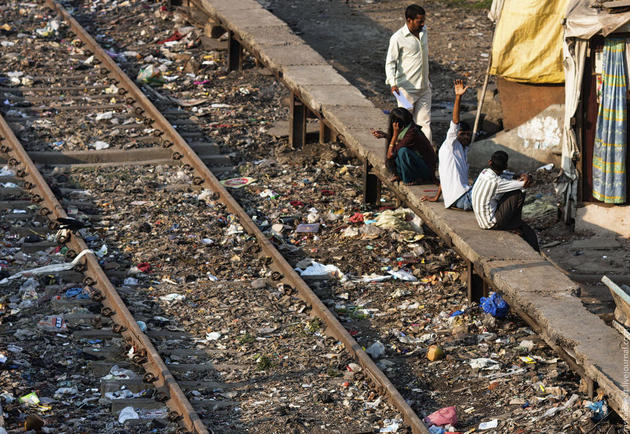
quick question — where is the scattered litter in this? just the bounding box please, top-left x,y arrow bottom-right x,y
37,315 -> 67,332
296,223 -> 320,233
90,141 -> 110,150
136,65 -> 164,85
469,358 -> 500,370
427,345 -> 445,361
1,249 -> 92,282
425,406 -> 456,426
19,392 -> 40,406
118,406 -> 140,424
365,341 -> 385,359
479,419 -> 499,429
220,177 -> 256,188
160,293 -> 185,303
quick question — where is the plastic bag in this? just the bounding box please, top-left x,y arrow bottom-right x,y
136,65 -> 164,85
480,292 -> 509,318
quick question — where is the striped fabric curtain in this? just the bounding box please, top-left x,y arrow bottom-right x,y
593,39 -> 627,204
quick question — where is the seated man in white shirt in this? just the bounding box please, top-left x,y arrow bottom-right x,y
421,79 -> 473,209
471,151 -> 539,252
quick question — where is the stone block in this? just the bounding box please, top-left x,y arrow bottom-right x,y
257,45 -> 327,71
283,65 -> 350,88
300,85 -> 372,113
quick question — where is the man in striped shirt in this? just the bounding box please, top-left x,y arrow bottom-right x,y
471,151 -> 539,251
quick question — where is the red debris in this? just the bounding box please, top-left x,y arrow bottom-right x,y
349,212 -> 364,223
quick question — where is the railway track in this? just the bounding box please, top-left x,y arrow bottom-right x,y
0,0 -> 625,433
0,1 -> 414,432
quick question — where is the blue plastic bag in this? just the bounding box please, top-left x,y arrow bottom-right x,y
65,287 -> 90,299
588,400 -> 608,421
480,292 -> 509,318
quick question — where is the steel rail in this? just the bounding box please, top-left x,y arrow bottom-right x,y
0,8 -> 209,434
0,114 -> 207,434
43,0 -> 429,432
0,111 -> 207,433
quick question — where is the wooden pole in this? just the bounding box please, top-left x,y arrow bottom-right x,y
472,54 -> 492,143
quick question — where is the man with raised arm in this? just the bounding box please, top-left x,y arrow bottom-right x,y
422,79 -> 473,210
385,4 -> 432,144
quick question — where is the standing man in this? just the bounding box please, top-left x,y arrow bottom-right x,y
385,4 -> 432,144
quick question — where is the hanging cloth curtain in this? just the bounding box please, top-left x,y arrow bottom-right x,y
593,38 -> 627,204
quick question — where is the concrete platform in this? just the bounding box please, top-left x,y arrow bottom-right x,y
192,0 -> 630,423
236,26 -> 304,49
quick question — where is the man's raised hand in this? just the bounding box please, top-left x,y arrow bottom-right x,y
454,79 -> 468,96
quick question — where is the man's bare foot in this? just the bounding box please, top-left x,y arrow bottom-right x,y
390,176 -> 400,183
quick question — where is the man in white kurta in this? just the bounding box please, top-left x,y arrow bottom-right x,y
421,80 -> 473,209
385,4 -> 432,144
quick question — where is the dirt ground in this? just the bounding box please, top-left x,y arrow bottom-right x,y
266,0 -> 492,114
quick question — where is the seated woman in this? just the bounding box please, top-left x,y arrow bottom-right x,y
372,108 -> 437,185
